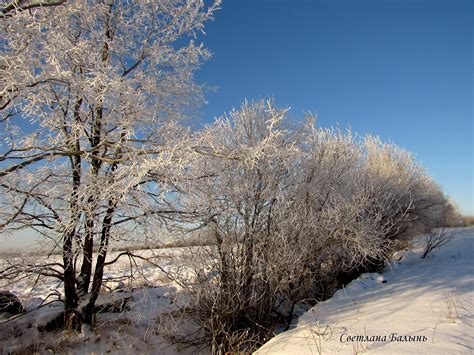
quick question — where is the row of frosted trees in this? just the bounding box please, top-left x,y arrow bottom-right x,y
173,100 -> 453,352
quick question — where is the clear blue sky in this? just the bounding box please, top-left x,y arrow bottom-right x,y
194,0 -> 473,214
1,0 -> 472,252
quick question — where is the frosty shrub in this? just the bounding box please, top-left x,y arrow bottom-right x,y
361,137 -> 449,240
168,100 -> 301,352
289,131 -> 450,298
173,100 -> 451,353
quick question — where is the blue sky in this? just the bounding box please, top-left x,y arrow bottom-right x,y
194,0 -> 473,214
1,0 -> 472,252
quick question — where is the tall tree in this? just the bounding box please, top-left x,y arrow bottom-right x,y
0,0 -> 219,332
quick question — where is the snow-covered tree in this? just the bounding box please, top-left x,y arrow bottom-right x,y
0,0 -> 219,332
175,101 -> 450,352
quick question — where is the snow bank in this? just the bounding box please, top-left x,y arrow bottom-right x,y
256,227 -> 474,354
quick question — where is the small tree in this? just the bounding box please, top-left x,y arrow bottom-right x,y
0,0 -> 219,332
421,229 -> 454,259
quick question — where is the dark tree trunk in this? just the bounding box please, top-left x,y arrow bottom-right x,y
83,200 -> 116,326
78,216 -> 94,295
64,131 -> 82,333
63,229 -> 81,332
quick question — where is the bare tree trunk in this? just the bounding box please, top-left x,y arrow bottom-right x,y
63,229 -> 81,332
64,137 -> 82,333
83,200 -> 116,326
78,207 -> 94,295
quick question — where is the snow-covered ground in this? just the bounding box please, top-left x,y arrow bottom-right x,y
0,246 -> 206,354
0,246 -> 189,304
1,228 -> 473,354
257,227 -> 474,354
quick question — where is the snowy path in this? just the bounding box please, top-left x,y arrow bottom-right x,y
257,228 -> 474,354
